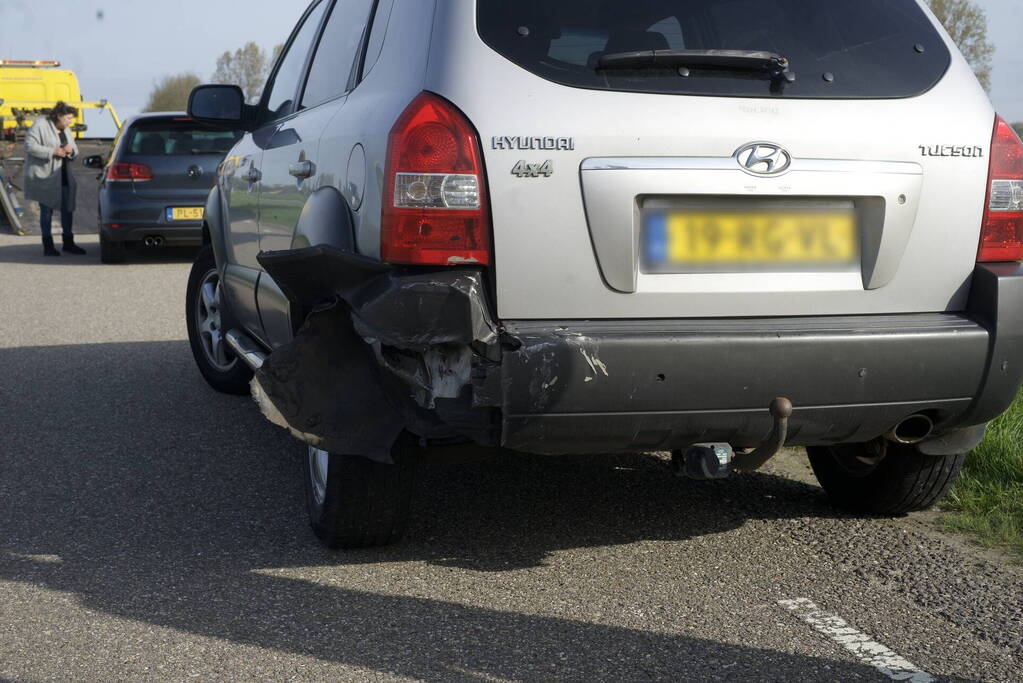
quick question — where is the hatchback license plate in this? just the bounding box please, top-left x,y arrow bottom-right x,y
643,209 -> 857,271
168,207 -> 204,221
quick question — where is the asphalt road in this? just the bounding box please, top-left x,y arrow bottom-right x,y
1,234 -> 1021,681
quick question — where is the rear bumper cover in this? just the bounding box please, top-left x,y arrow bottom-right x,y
495,264 -> 1023,453
255,245 -> 1022,458
100,194 -> 206,244
102,223 -> 203,244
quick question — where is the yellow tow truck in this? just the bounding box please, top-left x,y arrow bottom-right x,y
0,60 -> 122,233
0,59 -> 122,140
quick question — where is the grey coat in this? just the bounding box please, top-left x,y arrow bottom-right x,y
23,117 -> 78,210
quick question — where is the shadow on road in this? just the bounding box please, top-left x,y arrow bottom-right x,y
0,340 -> 942,680
0,239 -> 197,265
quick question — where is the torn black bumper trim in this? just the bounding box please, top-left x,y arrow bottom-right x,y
258,245 -> 497,350
252,245 -> 499,461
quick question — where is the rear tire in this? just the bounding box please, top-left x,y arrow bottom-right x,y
305,432 -> 418,549
807,441 -> 965,515
186,244 -> 253,395
99,233 -> 126,264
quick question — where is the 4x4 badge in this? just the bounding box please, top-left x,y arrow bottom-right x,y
512,160 -> 553,178
735,142 -> 792,176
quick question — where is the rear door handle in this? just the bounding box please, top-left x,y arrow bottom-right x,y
289,160 -> 315,179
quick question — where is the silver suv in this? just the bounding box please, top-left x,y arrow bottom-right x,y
185,0 -> 1023,548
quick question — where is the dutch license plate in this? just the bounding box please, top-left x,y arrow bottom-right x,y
168,207 -> 204,221
643,209 -> 857,271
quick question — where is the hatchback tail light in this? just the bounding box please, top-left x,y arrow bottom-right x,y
106,162 -> 153,182
978,116 -> 1023,262
381,92 -> 491,266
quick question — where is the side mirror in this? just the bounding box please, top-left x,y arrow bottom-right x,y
187,84 -> 253,130
82,154 -> 104,169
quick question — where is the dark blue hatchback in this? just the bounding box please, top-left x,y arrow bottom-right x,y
84,112 -> 242,263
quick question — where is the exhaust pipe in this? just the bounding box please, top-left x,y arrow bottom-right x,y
154,236 -> 165,246
143,236 -> 154,247
885,414 -> 934,445
143,236 -> 165,247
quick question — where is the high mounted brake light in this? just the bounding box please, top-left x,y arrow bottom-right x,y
381,92 -> 491,266
106,162 -> 153,182
978,116 -> 1023,262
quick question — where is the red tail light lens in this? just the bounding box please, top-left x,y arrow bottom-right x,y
381,92 -> 491,266
978,116 -> 1023,262
106,162 -> 153,182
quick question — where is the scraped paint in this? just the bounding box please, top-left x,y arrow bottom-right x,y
579,348 -> 609,377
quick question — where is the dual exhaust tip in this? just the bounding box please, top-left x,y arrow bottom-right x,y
143,235 -> 165,247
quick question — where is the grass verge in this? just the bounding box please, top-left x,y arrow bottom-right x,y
942,390 -> 1023,561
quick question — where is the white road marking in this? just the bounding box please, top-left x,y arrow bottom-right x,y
778,598 -> 935,683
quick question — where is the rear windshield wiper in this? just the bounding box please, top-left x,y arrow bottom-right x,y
598,49 -> 795,82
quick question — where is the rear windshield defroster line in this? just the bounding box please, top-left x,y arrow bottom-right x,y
477,0 -> 951,99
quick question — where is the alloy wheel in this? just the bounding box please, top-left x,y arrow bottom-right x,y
308,446 -> 330,506
195,269 -> 236,371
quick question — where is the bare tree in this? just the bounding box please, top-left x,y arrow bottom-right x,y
143,73 -> 201,112
927,0 -> 995,91
212,42 -> 271,103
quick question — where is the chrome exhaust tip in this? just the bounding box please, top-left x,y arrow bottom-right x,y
143,236 -> 154,247
885,414 -> 934,445
154,236 -> 165,246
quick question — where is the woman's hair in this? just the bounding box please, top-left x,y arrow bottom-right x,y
48,101 -> 79,123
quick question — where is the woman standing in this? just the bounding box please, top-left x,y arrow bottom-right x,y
23,101 -> 87,256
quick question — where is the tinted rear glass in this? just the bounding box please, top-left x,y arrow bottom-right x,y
477,0 -> 951,99
125,120 -> 243,156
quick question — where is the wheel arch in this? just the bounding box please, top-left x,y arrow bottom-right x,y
203,186 -> 228,270
289,186 -> 357,253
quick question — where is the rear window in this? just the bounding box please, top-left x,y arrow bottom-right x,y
477,0 -> 951,99
125,120 -> 243,156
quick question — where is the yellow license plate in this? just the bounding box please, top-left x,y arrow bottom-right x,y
644,209 -> 857,269
169,207 -> 204,221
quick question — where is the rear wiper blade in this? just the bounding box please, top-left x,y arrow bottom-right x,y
598,49 -> 795,82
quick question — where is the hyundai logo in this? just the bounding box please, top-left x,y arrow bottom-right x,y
735,142 -> 792,176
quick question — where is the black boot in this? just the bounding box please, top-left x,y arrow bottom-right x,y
62,235 -> 87,255
42,236 -> 60,257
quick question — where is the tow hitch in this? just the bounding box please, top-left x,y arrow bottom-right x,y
673,397 -> 793,480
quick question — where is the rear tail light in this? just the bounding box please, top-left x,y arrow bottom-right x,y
978,116 -> 1023,262
106,162 -> 153,182
381,92 -> 491,266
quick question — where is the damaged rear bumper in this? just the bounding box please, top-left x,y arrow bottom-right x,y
254,247 -> 1023,459
254,246 -> 501,461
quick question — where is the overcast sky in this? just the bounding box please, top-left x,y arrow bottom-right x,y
1,0 -> 1020,137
